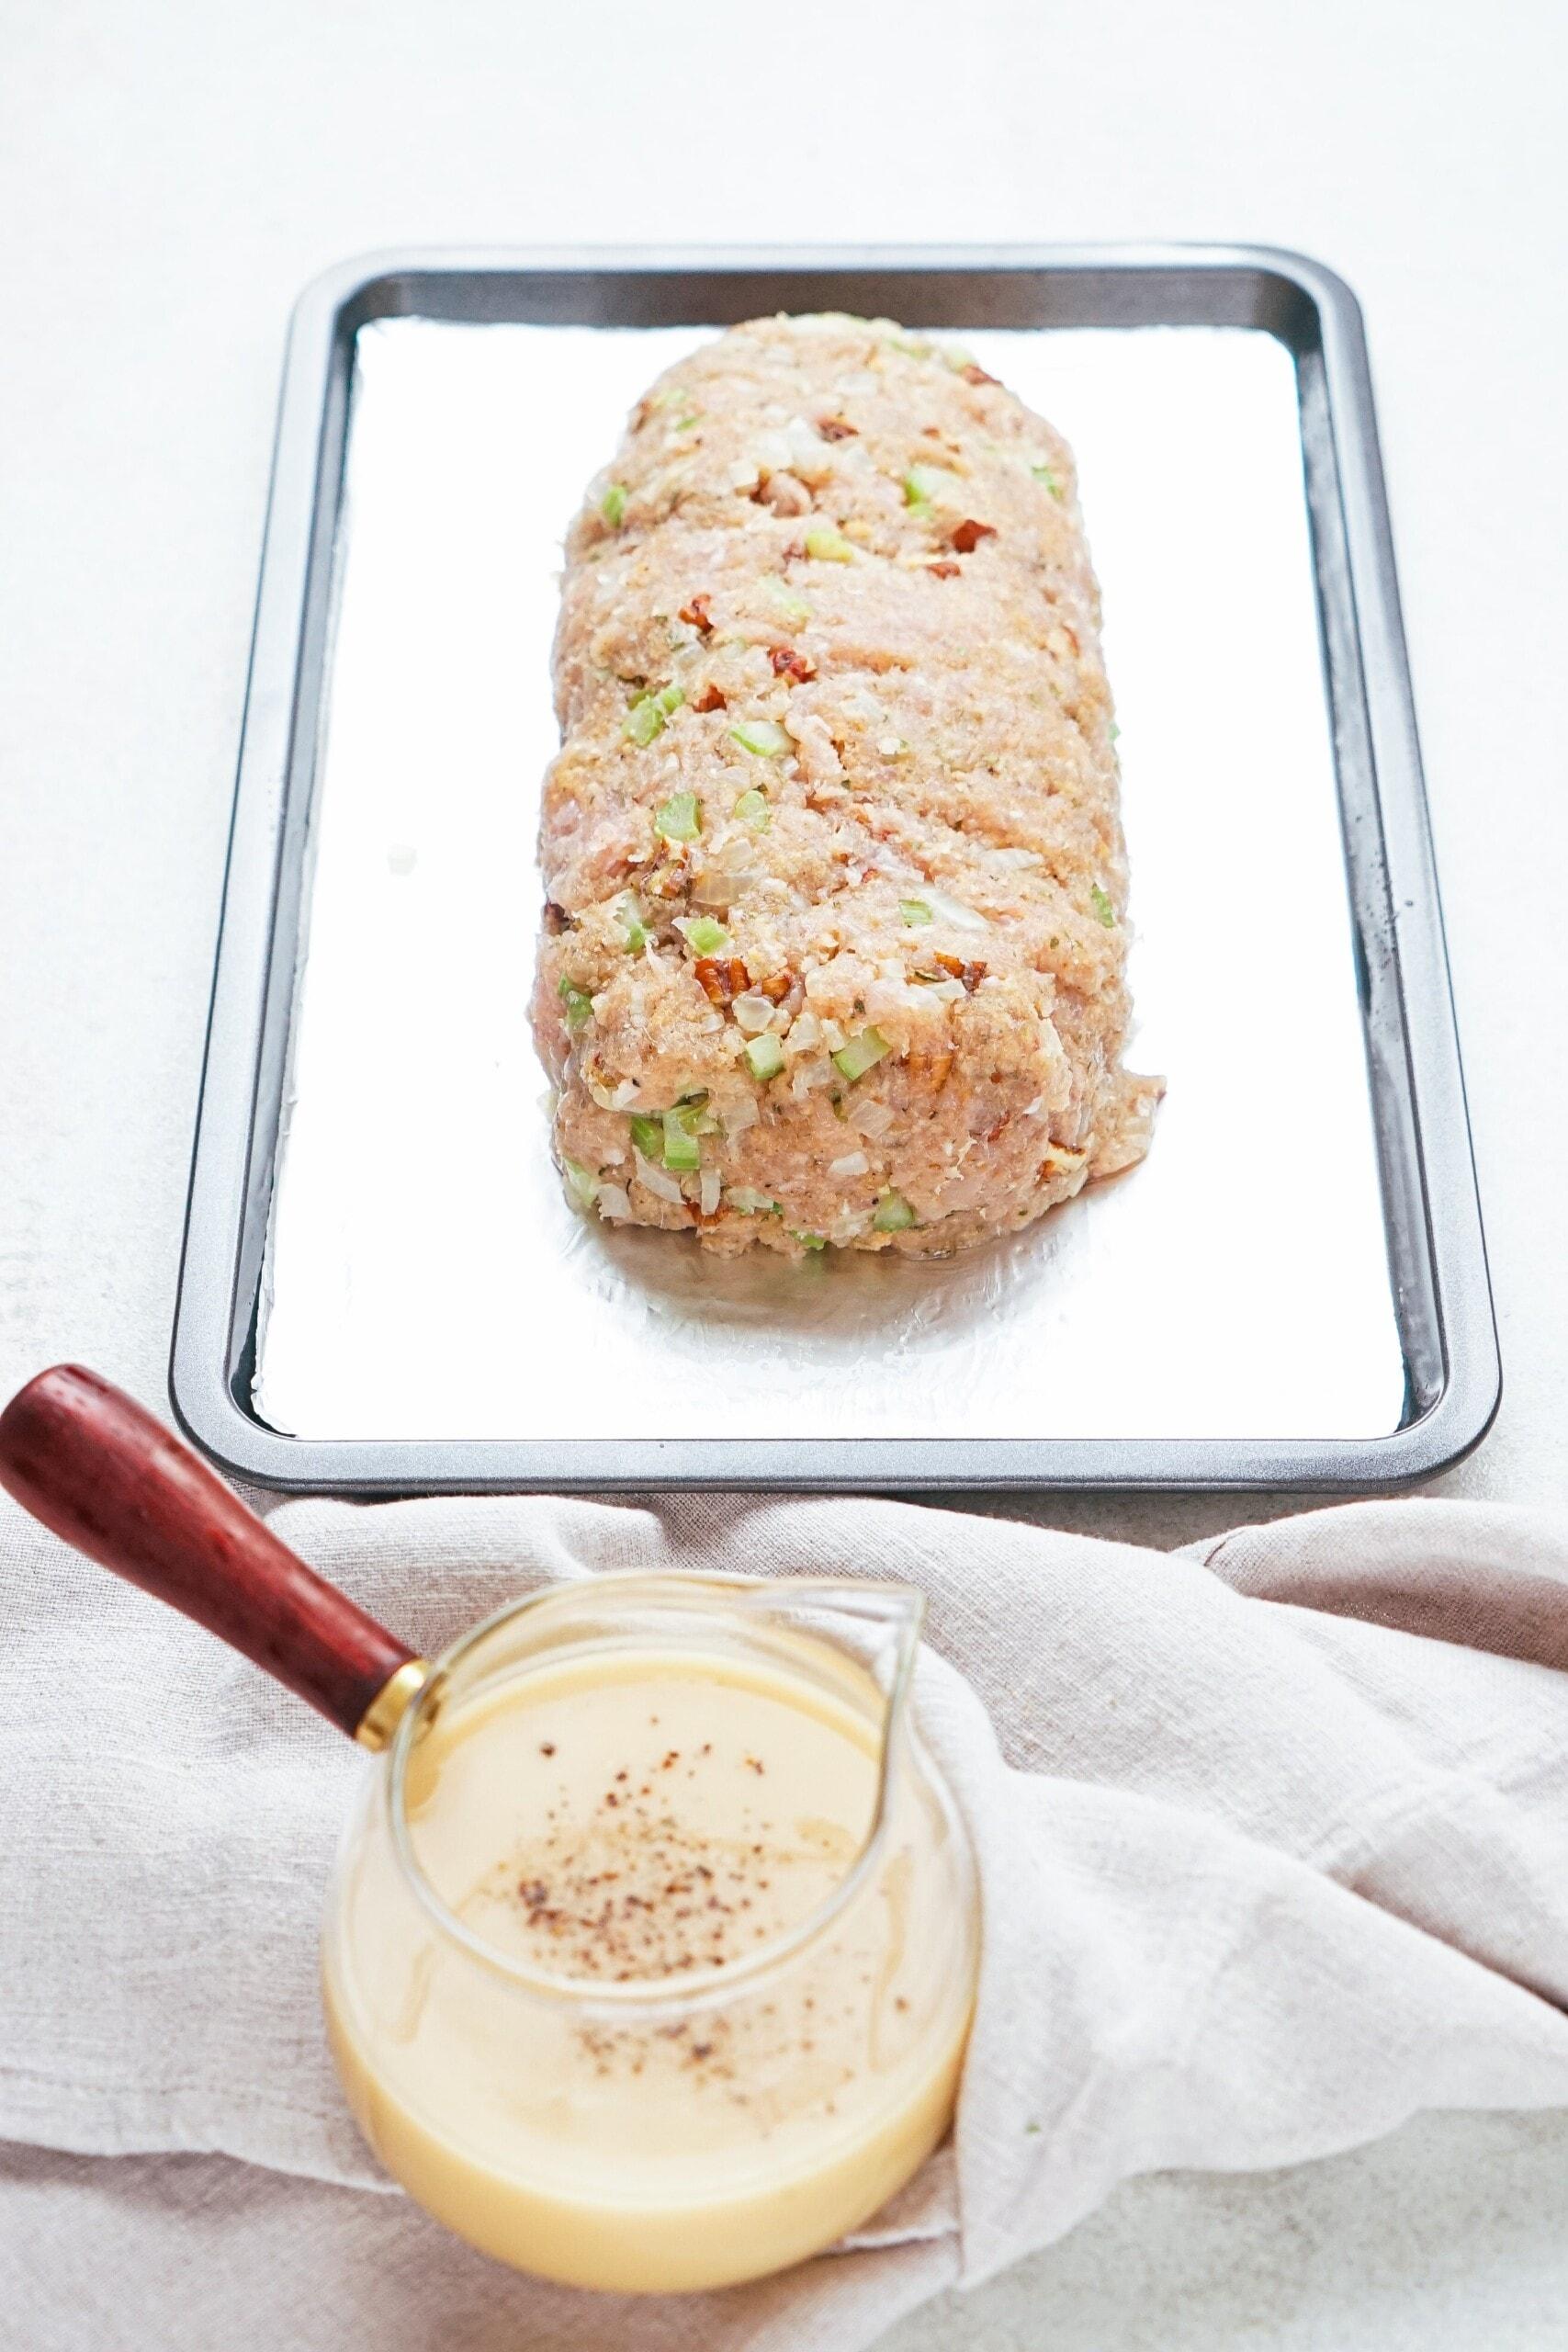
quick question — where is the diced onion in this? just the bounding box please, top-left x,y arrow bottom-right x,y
699,1168 -> 722,1216
783,414 -> 829,474
753,429 -> 795,474
633,1149 -> 685,1204
829,1150 -> 870,1178
692,864 -> 751,909
925,888 -> 989,932
732,992 -> 778,1035
596,1184 -> 632,1221
611,890 -> 648,951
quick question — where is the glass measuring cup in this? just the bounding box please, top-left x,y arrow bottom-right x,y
0,1367 -> 979,2294
324,1572 -> 978,2291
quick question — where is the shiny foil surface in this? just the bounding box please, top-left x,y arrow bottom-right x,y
254,320 -> 1404,1443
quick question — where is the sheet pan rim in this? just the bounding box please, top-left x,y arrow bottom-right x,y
169,241 -> 1499,1496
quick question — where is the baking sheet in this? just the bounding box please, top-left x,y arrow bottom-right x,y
253,316 -> 1406,1443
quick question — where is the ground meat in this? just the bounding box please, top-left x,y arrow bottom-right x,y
532,313 -> 1160,1258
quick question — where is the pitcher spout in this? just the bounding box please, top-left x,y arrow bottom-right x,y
749,1577 -> 925,1764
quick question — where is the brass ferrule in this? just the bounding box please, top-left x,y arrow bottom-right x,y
355,1657 -> 434,1752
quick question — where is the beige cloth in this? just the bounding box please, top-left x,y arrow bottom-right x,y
3,1491 -> 1567,2347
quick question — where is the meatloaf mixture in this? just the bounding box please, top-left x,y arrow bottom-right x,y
532,313 -> 1159,1258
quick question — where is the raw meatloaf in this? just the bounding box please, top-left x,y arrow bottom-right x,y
532,314 -> 1159,1258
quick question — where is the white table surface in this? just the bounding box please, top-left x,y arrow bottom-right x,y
2,0 -> 1565,2342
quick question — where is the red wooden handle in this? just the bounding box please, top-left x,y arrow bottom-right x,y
0,1365 -> 419,1742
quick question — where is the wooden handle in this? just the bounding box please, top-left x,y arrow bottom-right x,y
0,1365 -> 422,1744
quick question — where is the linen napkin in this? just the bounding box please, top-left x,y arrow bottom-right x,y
3,1488 -> 1567,2350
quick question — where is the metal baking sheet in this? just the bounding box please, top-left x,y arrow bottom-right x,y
171,246 -> 1498,1491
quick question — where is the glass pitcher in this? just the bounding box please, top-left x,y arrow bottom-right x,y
322,1571 -> 979,2293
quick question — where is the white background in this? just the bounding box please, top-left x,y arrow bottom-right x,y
3,1 -> 1566,2344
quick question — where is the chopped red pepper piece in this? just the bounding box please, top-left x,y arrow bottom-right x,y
769,645 -> 817,682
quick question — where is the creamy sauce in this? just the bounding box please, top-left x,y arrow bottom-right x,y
324,1645 -> 975,2290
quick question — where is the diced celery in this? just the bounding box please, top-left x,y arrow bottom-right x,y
672,410 -> 700,432
628,1113 -> 663,1160
661,1105 -> 703,1171
1109,722 -> 1121,741
761,577 -> 812,627
622,681 -> 684,748
601,482 -> 627,527
624,694 -> 665,747
558,977 -> 593,1032
831,1027 -> 891,1082
730,718 -> 793,758
899,898 -> 933,926
1031,463 -> 1063,500
803,523 -> 853,563
561,1158 -> 599,1211
873,1191 -> 918,1232
682,915 -> 728,955
793,1230 -> 829,1250
1090,884 -> 1117,928
903,465 -> 947,510
744,1033 -> 784,1081
733,787 -> 771,831
654,791 -> 701,842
